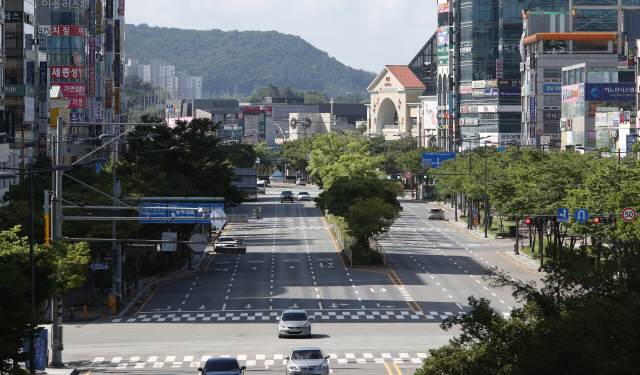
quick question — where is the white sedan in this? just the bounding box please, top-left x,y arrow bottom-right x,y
297,192 -> 311,201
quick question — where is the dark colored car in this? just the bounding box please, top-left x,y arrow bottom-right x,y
280,190 -> 294,203
198,357 -> 245,375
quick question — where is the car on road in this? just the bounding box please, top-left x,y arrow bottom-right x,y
213,236 -> 247,254
428,208 -> 445,220
257,180 -> 266,194
297,191 -> 311,201
198,357 -> 246,375
280,190 -> 294,203
296,179 -> 306,186
285,347 -> 330,375
277,310 -> 313,338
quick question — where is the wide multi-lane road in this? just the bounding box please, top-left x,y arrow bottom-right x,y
64,185 -> 540,375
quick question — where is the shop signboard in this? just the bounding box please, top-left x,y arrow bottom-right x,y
543,110 -> 561,121
585,83 -> 635,102
543,83 -> 562,94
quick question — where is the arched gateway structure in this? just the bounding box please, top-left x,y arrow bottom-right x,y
366,65 -> 426,141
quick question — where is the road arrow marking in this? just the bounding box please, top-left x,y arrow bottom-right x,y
213,268 -> 228,271
376,303 -> 395,308
198,305 -> 205,310
290,303 -> 300,309
251,267 -> 258,271
245,304 -> 253,309
289,266 -> 295,269
152,306 -> 170,311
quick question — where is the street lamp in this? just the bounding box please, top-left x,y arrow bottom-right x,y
483,141 -> 491,238
0,163 -> 72,375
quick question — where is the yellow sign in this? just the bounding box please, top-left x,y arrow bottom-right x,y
49,108 -> 70,127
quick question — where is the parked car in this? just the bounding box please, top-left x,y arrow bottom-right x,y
297,191 -> 311,201
285,347 -> 330,375
198,357 -> 245,375
428,208 -> 445,220
296,179 -> 306,186
280,190 -> 294,203
277,310 -> 313,338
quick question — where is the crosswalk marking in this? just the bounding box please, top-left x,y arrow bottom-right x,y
90,352 -> 431,370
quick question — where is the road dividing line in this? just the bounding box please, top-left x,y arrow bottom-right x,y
496,251 -> 544,274
393,363 -> 404,375
387,263 -> 422,312
384,363 -> 394,374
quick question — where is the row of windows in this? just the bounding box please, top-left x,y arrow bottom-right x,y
562,69 -> 635,85
46,36 -> 85,52
51,11 -> 85,25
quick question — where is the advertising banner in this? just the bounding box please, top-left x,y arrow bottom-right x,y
585,83 -> 635,102
437,45 -> 448,65
57,83 -> 86,97
96,1 -> 103,34
543,110 -> 561,121
40,25 -> 87,36
88,97 -> 96,122
67,97 -> 86,109
114,61 -> 120,86
5,111 -> 15,137
88,66 -> 95,97
562,84 -> 584,103
39,62 -> 47,85
105,0 -> 113,18
119,0 -> 125,16
89,0 -> 96,35
70,113 -> 87,123
438,3 -> 449,12
497,79 -> 521,87
68,125 -> 88,137
498,88 -> 520,97
114,88 -> 121,114
424,100 -> 437,130
498,133 -> 521,144
38,135 -> 47,154
543,83 -> 562,94
496,58 -> 503,79
51,67 -> 85,79
105,24 -> 113,52
437,27 -> 449,46
105,79 -> 112,107
114,19 -> 120,53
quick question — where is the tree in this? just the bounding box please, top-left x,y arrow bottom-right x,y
416,247 -> 640,375
315,177 -> 402,217
0,228 -> 89,374
343,197 -> 401,251
247,83 -> 280,103
303,90 -> 329,103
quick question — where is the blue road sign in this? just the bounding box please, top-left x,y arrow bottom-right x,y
627,135 -> 637,154
574,208 -> 589,223
422,152 -> 456,169
90,264 -> 108,270
139,203 -> 167,224
168,203 -> 196,224
557,208 -> 569,223
195,203 -> 225,224
616,240 -> 623,249
24,329 -> 47,371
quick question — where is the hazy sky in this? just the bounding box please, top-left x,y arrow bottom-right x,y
126,0 -> 437,73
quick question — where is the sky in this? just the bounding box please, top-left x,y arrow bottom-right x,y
126,0 -> 438,73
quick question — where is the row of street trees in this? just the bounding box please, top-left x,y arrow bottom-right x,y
0,116 -> 263,372
417,145 -> 640,374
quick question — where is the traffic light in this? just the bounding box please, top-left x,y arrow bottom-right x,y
593,216 -> 616,224
525,218 -> 532,225
525,217 -> 548,225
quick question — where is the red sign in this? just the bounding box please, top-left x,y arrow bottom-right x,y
51,66 -> 85,79
88,66 -> 95,97
622,207 -> 636,222
405,171 -> 413,179
49,25 -> 86,36
105,79 -> 112,108
57,83 -> 86,96
243,106 -> 272,114
536,128 -> 544,135
67,97 -> 86,109
496,59 -> 504,79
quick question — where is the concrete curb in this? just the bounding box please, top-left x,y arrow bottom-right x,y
44,368 -> 78,375
118,250 -> 210,316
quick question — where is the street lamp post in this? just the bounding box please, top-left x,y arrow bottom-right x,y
483,141 -> 491,238
0,163 -> 73,374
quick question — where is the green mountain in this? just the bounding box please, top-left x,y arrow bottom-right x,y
125,24 -> 376,99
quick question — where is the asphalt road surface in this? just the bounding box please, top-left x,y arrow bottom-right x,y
63,185 -> 543,375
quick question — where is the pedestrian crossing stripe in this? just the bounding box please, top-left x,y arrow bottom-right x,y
115,310 -> 469,323
89,353 -> 430,369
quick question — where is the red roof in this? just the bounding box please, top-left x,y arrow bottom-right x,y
369,65 -> 425,90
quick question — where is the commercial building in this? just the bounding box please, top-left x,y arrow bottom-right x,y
561,62 -> 636,150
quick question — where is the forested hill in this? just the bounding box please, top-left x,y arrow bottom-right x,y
125,24 -> 376,99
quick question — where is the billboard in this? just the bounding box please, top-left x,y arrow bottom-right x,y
424,99 -> 437,130
562,84 -> 584,103
585,83 -> 635,102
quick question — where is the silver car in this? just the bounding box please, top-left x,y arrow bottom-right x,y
277,310 -> 313,338
428,208 -> 445,220
285,347 -> 330,375
297,192 -> 311,201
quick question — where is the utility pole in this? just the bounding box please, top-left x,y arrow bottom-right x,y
50,117 -> 64,367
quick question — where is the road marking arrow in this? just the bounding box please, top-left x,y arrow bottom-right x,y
245,304 -> 253,309
289,266 -> 295,269
152,306 -> 171,311
290,303 -> 300,309
198,305 -> 205,310
251,267 -> 258,271
376,303 -> 395,308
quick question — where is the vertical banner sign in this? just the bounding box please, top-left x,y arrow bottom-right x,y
496,58 -> 504,79
105,0 -> 113,18
89,67 -> 96,97
38,135 -> 47,154
114,20 -> 120,53
25,61 -> 35,85
629,43 -> 635,67
96,99 -> 104,121
96,1 -> 103,35
89,97 -> 97,122
88,36 -> 95,65
105,109 -> 113,124
105,24 -> 113,52
6,111 -> 15,136
105,79 -> 112,108
530,97 -> 536,122
114,61 -> 120,88
119,0 -> 125,16
89,0 -> 96,35
114,88 -> 121,115
39,61 -> 47,85
120,63 -> 124,87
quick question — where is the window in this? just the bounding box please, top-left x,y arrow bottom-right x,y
543,68 -> 561,79
543,95 -> 560,106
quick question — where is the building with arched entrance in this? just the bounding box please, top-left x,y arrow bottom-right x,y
366,66 -> 426,143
